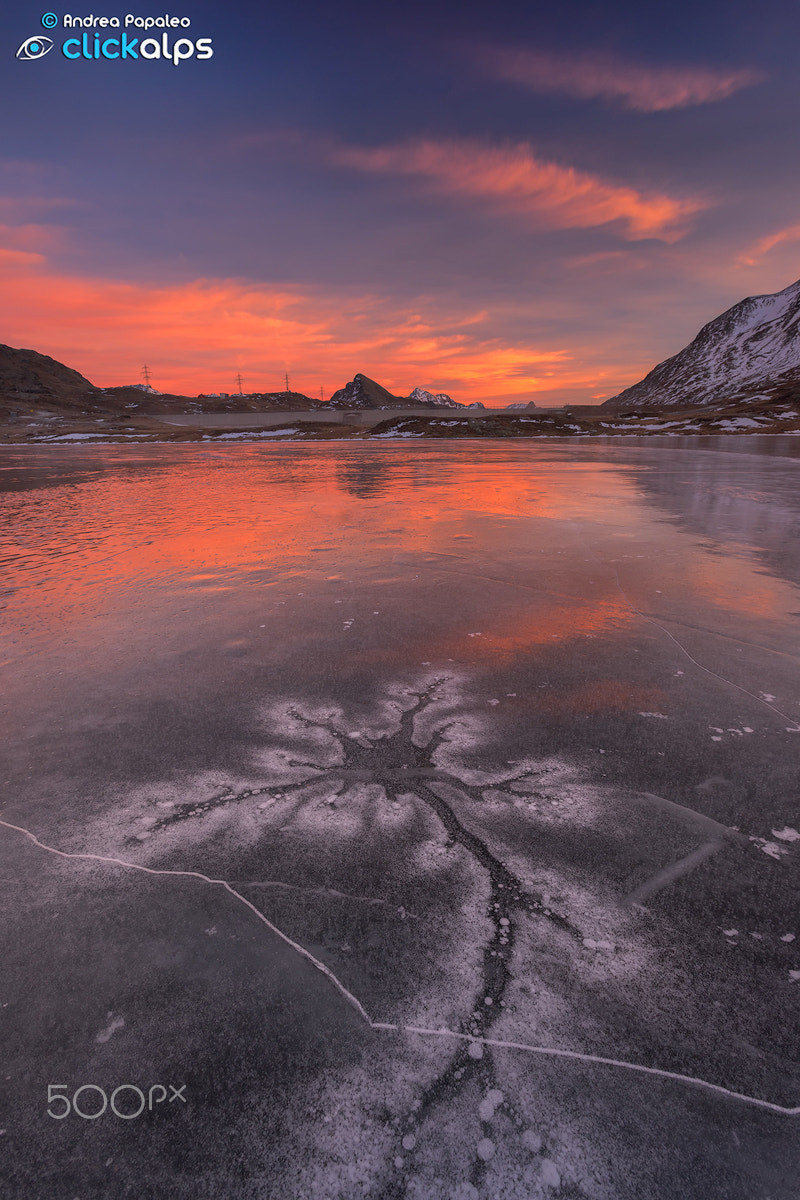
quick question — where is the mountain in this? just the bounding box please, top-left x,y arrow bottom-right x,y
603,278 -> 800,410
505,401 -> 538,411
328,373 -> 465,408
0,343 -> 100,409
327,373 -> 406,408
408,386 -> 462,408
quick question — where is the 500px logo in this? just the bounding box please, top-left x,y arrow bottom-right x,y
16,14 -> 214,64
47,1082 -> 187,1119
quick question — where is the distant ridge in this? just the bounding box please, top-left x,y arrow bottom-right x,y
603,278 -> 800,409
0,348 -> 477,417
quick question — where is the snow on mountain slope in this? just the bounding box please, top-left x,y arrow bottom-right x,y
408,386 -> 462,407
603,278 -> 800,409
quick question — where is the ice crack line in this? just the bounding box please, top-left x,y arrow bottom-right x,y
0,817 -> 371,1024
371,1025 -> 800,1117
612,569 -> 800,730
2,816 -> 798,1116
231,878 -> 418,919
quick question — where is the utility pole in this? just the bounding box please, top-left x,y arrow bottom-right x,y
284,372 -> 290,394
235,373 -> 244,394
142,364 -> 151,387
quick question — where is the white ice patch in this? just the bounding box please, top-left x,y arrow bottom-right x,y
95,1014 -> 125,1044
750,837 -> 787,860
203,429 -> 301,440
771,827 -> 800,842
372,431 -> 426,438
713,418 -> 765,430
638,712 -> 668,719
521,1128 -> 542,1154
540,1160 -> 562,1188
478,1089 -> 504,1121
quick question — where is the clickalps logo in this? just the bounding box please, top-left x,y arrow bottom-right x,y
16,13 -> 214,64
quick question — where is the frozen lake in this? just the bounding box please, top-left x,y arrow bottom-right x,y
1,439 -> 798,1199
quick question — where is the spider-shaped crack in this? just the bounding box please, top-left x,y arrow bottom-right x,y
137,679 -> 582,1194
139,679 -> 580,951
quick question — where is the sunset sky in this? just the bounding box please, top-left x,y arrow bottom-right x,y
3,0 -> 800,404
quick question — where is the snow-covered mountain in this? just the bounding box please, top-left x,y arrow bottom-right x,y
329,374 -> 466,408
603,278 -> 800,410
408,386 -> 462,408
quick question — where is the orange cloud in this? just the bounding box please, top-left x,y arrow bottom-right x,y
738,222 -> 800,266
0,246 -> 45,267
479,47 -> 764,111
332,139 -> 705,241
0,245 -> 635,402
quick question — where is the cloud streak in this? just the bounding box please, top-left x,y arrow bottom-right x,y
479,47 -> 765,112
738,223 -> 800,266
331,138 -> 705,241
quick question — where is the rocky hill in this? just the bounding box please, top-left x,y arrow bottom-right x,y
327,374 -> 404,408
0,343 -> 101,413
603,278 -> 800,410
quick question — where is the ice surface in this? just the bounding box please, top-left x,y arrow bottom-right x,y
2,441 -> 799,1200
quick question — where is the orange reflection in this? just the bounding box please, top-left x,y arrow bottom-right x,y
520,680 -> 667,716
417,596 -> 632,664
3,448 -> 794,685
0,450 -> 640,673
687,552 -> 795,621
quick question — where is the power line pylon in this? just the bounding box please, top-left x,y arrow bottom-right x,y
142,364 -> 151,387
284,373 -> 290,393
235,373 -> 244,394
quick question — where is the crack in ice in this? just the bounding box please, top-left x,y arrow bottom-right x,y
613,569 -> 800,730
3,813 -> 798,1118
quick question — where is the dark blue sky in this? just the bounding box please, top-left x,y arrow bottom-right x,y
3,0 -> 800,401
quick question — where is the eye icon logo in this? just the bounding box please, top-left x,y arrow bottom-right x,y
16,35 -> 54,60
